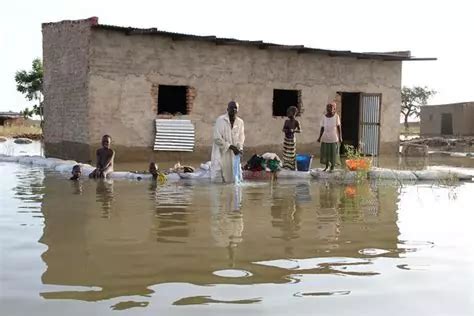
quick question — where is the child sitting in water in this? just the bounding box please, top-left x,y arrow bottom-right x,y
70,164 -> 82,180
89,135 -> 115,179
282,106 -> 301,170
149,162 -> 159,180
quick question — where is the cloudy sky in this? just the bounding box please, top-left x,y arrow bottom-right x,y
1,0 -> 472,112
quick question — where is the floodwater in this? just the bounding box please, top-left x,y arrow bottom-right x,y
1,161 -> 474,315
1,140 -> 474,315
0,138 -> 43,157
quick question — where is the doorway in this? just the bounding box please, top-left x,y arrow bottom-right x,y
340,92 -> 360,155
340,92 -> 381,156
441,113 -> 453,135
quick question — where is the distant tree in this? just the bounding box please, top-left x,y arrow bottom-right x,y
401,86 -> 436,129
15,58 -> 43,125
21,107 -> 35,119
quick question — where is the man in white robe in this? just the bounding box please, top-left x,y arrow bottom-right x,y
211,101 -> 245,183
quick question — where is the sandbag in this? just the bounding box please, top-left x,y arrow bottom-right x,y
393,170 -> 418,181
166,173 -> 180,181
51,160 -> 78,173
200,161 -> 211,171
278,169 -> 311,179
0,155 -> 19,163
179,169 -> 211,180
368,168 -> 417,181
18,156 -> 42,164
311,169 -> 359,182
35,158 -> 62,168
415,170 -> 472,181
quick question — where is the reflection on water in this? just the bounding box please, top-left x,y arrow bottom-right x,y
36,177 -> 404,300
37,177 -> 400,299
1,162 -> 474,315
95,180 -> 114,218
151,181 -> 193,243
0,138 -> 43,156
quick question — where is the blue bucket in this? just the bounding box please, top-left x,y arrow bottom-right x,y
296,154 -> 312,171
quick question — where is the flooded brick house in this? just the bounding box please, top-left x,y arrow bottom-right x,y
42,17 -> 434,162
420,102 -> 474,136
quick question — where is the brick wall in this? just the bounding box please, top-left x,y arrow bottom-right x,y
42,18 -> 96,155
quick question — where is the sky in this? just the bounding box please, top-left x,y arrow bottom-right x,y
1,0 -> 473,113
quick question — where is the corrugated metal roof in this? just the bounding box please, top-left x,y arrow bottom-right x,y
93,24 -> 436,62
154,119 -> 195,152
0,111 -> 22,118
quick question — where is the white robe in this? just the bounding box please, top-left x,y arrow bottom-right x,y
211,114 -> 245,183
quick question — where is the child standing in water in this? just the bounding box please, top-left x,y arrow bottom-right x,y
89,135 -> 115,178
282,106 -> 301,170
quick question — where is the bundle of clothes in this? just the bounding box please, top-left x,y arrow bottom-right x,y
243,153 -> 282,173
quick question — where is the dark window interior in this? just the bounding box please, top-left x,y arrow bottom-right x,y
272,89 -> 299,116
158,85 -> 188,115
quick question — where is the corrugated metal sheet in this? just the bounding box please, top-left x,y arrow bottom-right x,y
360,94 -> 381,156
93,24 -> 436,61
154,119 -> 195,152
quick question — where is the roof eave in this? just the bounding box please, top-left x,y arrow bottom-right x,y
91,24 -> 436,62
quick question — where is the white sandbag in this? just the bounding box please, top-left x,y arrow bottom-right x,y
393,170 -> 418,181
429,166 -> 474,178
166,173 -> 181,181
54,161 -> 78,173
200,161 -> 211,171
450,152 -> 468,158
136,174 -> 152,180
79,164 -> 95,177
310,169 -> 324,179
278,169 -> 311,179
0,155 -> 20,163
368,167 -> 395,179
126,173 -> 152,181
179,169 -> 211,180
449,172 -> 473,181
108,171 -> 132,179
18,156 -> 39,164
368,168 -> 417,181
311,168 -> 359,182
415,170 -> 472,181
38,158 -> 65,168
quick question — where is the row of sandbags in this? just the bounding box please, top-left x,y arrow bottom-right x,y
311,167 -> 473,182
0,155 -> 181,181
0,154 -> 312,181
369,167 -> 472,181
2,154 -> 472,183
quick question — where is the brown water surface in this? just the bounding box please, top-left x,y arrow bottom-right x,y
1,161 -> 473,315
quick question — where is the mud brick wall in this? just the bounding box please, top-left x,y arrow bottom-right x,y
42,18 -> 97,160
